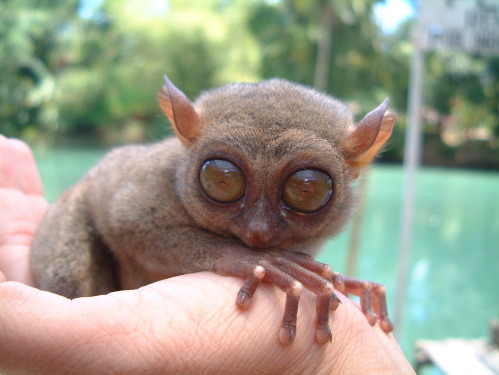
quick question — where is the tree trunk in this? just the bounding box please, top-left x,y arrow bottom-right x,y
314,0 -> 333,91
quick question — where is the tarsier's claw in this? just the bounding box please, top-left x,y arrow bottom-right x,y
236,291 -> 251,309
281,293 -> 300,344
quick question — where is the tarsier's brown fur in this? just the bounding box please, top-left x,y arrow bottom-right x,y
31,77 -> 396,345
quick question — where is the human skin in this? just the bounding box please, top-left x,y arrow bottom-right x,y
0,135 -> 415,374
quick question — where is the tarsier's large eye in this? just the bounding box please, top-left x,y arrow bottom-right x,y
200,159 -> 246,203
282,169 -> 333,213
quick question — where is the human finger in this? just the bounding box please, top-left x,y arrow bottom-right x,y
0,136 -> 44,196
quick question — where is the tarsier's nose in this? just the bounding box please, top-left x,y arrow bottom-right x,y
243,220 -> 274,248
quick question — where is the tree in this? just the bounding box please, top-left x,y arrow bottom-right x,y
0,0 -> 81,140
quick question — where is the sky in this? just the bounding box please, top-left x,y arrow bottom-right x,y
78,0 -> 102,19
79,0 -> 416,35
373,0 -> 415,34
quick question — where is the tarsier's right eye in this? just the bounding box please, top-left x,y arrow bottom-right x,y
282,169 -> 333,213
200,159 -> 246,203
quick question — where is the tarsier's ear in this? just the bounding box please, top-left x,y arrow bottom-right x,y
157,75 -> 201,146
342,98 -> 397,178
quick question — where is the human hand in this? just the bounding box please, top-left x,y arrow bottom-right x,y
0,135 -> 47,285
0,137 -> 415,374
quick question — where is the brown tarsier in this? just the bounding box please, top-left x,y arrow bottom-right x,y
31,76 -> 397,345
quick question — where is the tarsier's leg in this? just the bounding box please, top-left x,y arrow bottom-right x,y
31,190 -> 118,298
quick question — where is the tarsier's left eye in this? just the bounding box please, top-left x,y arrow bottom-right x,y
282,169 -> 333,213
200,159 -> 246,203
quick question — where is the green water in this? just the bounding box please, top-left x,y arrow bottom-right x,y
319,166 -> 499,357
34,148 -> 499,362
35,148 -> 108,202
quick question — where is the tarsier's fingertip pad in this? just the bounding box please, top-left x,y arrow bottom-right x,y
289,281 -> 303,297
316,325 -> 332,345
365,310 -> 378,326
236,291 -> 251,310
381,319 -> 394,333
253,265 -> 265,279
324,281 -> 335,295
279,325 -> 296,346
330,293 -> 341,311
321,265 -> 333,279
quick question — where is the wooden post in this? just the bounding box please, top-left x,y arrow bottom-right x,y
394,34 -> 425,338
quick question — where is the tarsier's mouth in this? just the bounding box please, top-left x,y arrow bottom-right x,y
240,232 -> 293,250
242,235 -> 276,249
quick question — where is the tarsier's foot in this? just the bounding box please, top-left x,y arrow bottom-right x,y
214,250 -> 393,346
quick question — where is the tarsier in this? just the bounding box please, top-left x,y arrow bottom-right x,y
31,76 -> 397,345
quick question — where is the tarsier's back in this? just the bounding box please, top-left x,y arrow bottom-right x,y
31,76 -> 397,345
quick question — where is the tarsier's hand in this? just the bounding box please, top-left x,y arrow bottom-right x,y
214,248 -> 393,345
0,135 -> 47,285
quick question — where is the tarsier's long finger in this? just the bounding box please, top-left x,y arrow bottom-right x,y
280,294 -> 300,345
272,256 -> 334,296
360,287 -> 378,326
371,283 -> 394,333
215,255 -> 266,278
236,272 -> 263,310
343,276 -> 378,326
262,265 -> 303,345
331,272 -> 346,294
281,251 -> 333,279
214,256 -> 266,309
329,272 -> 345,311
315,294 -> 333,345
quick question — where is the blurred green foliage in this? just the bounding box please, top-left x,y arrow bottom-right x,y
0,0 -> 497,166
